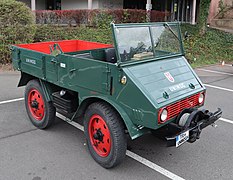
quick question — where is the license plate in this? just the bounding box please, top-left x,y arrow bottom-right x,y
176,130 -> 189,147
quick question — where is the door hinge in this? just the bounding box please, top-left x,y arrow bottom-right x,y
102,65 -> 111,92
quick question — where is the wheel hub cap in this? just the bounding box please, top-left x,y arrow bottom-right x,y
93,129 -> 104,142
31,100 -> 39,109
88,115 -> 111,157
28,89 -> 45,121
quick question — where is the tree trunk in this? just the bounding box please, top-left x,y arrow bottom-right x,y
198,0 -> 211,35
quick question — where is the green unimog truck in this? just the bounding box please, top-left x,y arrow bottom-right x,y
11,22 -> 222,168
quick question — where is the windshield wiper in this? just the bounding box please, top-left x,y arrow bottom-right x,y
164,23 -> 179,40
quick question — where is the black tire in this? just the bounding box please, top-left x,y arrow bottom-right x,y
25,79 -> 56,129
84,102 -> 127,168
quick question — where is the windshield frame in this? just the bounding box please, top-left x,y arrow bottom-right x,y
111,22 -> 184,66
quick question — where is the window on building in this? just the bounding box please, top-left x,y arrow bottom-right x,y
123,0 -> 147,9
46,0 -> 61,10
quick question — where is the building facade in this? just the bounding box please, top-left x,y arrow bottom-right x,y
19,0 -> 123,10
18,0 -> 199,24
208,0 -> 233,29
208,0 -> 233,22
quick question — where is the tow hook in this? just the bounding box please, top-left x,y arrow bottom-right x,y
180,108 -> 221,143
188,123 -> 202,143
165,108 -> 222,147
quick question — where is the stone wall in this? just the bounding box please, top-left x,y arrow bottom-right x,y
208,0 -> 233,22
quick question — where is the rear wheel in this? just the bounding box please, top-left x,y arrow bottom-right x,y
84,102 -> 127,168
25,79 -> 55,129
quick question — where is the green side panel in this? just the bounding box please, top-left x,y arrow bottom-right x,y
45,55 -> 58,82
18,49 -> 44,78
113,73 -> 158,129
11,46 -> 21,70
57,54 -> 110,95
90,49 -> 106,60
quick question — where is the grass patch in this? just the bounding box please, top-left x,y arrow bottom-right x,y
181,24 -> 233,68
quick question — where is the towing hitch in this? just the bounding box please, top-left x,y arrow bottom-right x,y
166,108 -> 222,147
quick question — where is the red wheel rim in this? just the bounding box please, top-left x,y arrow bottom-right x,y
27,89 -> 45,121
88,114 -> 111,157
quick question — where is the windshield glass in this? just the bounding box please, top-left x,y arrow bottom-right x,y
113,23 -> 182,63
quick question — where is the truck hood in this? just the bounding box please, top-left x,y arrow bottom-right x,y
122,56 -> 204,105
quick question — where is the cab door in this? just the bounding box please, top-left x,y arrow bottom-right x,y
67,56 -> 111,94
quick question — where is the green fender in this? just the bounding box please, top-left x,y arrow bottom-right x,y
18,73 -> 53,102
39,79 -> 53,102
80,96 -> 150,140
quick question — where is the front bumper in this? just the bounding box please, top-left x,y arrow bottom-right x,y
165,108 -> 222,147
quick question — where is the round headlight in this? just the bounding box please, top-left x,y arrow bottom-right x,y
160,108 -> 168,122
198,93 -> 204,104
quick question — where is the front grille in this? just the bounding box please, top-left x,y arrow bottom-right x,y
166,93 -> 200,120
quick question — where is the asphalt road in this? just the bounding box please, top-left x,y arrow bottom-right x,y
0,64 -> 233,180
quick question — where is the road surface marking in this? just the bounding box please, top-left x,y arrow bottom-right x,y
2,97 -> 233,180
56,112 -> 185,180
223,64 -> 233,67
219,118 -> 233,125
56,113 -> 84,131
204,84 -> 233,93
126,151 -> 185,180
0,97 -> 24,105
197,69 -> 233,76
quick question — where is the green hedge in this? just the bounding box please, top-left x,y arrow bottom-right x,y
0,0 -> 36,64
35,9 -> 170,26
34,25 -> 112,44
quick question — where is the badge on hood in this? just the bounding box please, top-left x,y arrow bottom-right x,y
164,72 -> 175,83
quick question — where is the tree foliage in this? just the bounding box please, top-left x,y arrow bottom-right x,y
198,0 -> 211,35
0,0 -> 36,42
0,0 -> 36,64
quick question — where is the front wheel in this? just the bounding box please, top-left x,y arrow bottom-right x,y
84,102 -> 127,168
25,79 -> 56,129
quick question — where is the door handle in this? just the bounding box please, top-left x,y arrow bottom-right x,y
69,68 -> 78,74
51,58 -> 58,64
